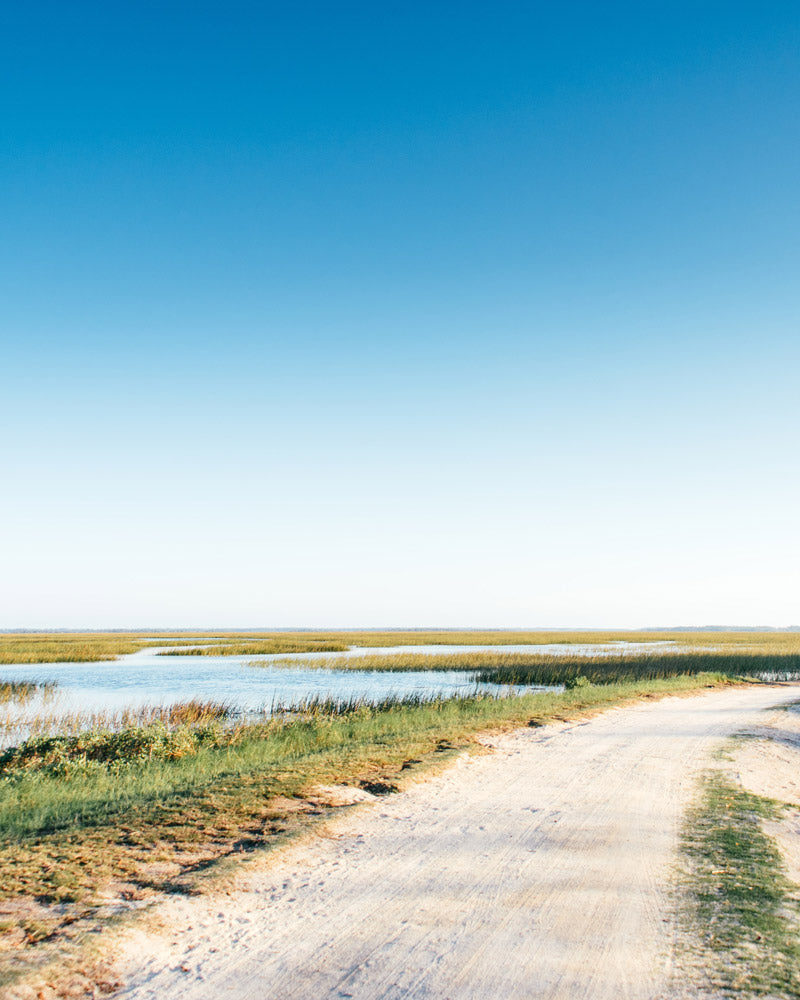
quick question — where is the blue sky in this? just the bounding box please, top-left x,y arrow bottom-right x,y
2,2 -> 799,628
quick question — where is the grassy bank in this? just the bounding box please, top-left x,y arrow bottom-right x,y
681,773 -> 800,997
0,674 -> 732,987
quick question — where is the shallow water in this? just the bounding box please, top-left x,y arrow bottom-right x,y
0,641 -> 671,718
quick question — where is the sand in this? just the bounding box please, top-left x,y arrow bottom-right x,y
730,703 -> 800,886
110,684 -> 800,1000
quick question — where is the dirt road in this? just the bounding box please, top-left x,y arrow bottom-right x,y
113,684 -> 800,1000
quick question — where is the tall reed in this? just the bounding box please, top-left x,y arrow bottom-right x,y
0,679 -> 57,703
0,699 -> 233,748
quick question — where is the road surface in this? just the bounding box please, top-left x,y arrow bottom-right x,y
113,684 -> 800,1000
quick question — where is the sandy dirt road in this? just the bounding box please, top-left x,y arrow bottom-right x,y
113,684 -> 800,1000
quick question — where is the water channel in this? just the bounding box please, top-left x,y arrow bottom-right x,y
0,641 -> 673,717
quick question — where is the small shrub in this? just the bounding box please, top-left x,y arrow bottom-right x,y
0,722 -> 236,778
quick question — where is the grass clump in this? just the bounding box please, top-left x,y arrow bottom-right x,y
0,722 -> 235,779
681,773 -> 800,997
0,699 -> 232,748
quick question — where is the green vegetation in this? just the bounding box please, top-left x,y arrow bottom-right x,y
681,773 -> 800,997
0,699 -> 233,748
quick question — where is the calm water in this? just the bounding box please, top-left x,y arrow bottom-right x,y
0,641 -> 672,717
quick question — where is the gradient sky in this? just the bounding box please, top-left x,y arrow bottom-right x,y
2,2 -> 799,628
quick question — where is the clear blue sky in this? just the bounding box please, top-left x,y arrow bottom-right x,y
2,2 -> 798,628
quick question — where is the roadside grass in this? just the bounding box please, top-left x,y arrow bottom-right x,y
681,772 -> 800,997
0,673 -> 731,988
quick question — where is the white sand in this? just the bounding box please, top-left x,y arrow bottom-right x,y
730,704 -> 800,885
111,684 -> 800,1000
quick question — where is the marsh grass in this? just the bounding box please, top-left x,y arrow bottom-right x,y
478,651 -> 800,686
0,699 -> 233,748
4,629 -> 800,664
0,680 -> 57,704
0,633 -> 347,664
0,634 -> 201,664
250,630 -> 800,651
681,773 -> 800,996
161,639 -> 349,657
258,651 -> 572,673
257,649 -> 800,684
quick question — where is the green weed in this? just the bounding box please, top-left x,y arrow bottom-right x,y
681,773 -> 800,997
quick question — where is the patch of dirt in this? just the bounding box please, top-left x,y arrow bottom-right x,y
304,785 -> 377,807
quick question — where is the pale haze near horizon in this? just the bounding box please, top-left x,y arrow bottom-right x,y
2,3 -> 799,630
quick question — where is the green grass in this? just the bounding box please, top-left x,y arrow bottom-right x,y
0,698 -> 235,749
681,773 -> 800,997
